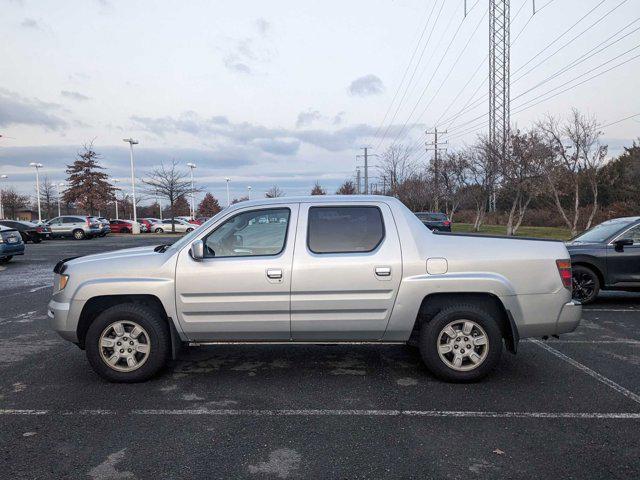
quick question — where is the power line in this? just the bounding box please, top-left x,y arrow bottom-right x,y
600,112 -> 640,129
513,0 -> 630,83
387,1 -> 479,149
372,0 -> 440,142
375,0 -> 447,150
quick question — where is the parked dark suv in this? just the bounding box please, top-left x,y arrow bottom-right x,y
415,212 -> 452,232
566,216 -> 640,304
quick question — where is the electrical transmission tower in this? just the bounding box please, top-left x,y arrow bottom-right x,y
425,127 -> 447,211
489,0 -> 510,162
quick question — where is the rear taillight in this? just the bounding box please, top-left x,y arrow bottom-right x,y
86,217 -> 91,227
556,260 -> 572,290
443,220 -> 451,226
36,226 -> 43,233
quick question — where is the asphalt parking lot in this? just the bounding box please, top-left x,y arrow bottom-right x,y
1,236 -> 639,479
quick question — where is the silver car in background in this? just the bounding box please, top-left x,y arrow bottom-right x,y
46,215 -> 101,240
150,218 -> 197,233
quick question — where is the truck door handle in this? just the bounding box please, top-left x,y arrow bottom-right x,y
266,268 -> 283,279
375,266 -> 391,277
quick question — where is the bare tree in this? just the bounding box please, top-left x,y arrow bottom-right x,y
394,174 -> 432,212
336,180 -> 357,195
538,109 -> 607,236
143,161 -> 195,233
502,129 -> 549,235
265,185 -> 285,198
378,144 -> 416,195
1,188 -> 29,219
466,139 -> 499,231
40,176 -> 57,219
310,181 -> 326,195
438,152 -> 469,221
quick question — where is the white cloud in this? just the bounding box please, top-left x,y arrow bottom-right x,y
348,74 -> 385,97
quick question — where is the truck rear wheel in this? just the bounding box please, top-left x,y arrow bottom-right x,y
85,303 -> 170,383
419,304 -> 502,382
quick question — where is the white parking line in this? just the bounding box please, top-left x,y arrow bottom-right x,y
527,340 -> 640,344
583,309 -> 640,312
531,339 -> 640,405
0,409 -> 639,418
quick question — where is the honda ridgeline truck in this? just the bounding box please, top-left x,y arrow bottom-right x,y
48,196 -> 581,382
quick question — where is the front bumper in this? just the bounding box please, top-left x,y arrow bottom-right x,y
47,299 -> 78,343
556,300 -> 582,335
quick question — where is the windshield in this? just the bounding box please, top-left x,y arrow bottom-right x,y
165,209 -> 230,252
572,219 -> 634,243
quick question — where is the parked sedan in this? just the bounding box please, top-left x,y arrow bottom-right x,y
0,220 -> 50,243
150,218 -> 197,233
0,225 -> 25,263
109,219 -> 141,234
415,212 -> 452,231
566,216 -> 640,304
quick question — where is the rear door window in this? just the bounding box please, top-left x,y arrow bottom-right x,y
307,206 -> 384,254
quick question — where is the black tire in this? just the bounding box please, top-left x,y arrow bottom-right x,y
419,304 -> 503,382
33,237 -> 42,244
20,232 -> 29,243
0,256 -> 12,264
85,303 -> 171,383
572,265 -> 600,304
186,227 -> 194,233
155,228 -> 164,233
72,229 -> 85,240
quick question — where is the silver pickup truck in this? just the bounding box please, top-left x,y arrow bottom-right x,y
48,195 -> 581,383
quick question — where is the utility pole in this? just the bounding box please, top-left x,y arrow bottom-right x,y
187,162 -> 197,218
0,174 -> 7,219
426,127 -> 448,211
489,0 -> 510,215
56,182 -> 65,217
29,162 -> 43,222
123,138 -> 140,233
355,168 -> 361,194
363,147 -> 369,194
247,186 -> 252,200
225,178 -> 231,207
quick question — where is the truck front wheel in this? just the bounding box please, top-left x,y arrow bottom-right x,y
85,303 -> 171,383
419,304 -> 502,382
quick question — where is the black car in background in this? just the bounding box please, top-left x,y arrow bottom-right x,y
566,216 -> 640,304
0,220 -> 50,243
415,212 -> 452,231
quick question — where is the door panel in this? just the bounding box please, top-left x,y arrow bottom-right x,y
606,225 -> 640,285
291,202 -> 402,341
174,204 -> 298,341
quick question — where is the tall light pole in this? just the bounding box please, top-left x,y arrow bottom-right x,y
225,177 -> 231,207
29,162 -> 43,222
186,162 -> 197,218
56,182 -> 65,217
123,138 -> 140,233
247,185 -> 252,200
0,174 -> 8,219
111,178 -> 120,219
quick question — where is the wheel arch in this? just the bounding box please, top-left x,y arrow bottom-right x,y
571,261 -> 605,289
411,292 -> 518,354
76,294 -> 181,358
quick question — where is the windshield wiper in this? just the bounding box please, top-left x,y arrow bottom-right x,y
154,244 -> 170,253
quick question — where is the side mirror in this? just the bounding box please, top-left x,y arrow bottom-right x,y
190,240 -> 204,260
614,238 -> 634,252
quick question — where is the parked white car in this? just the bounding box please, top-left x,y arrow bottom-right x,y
150,218 -> 197,233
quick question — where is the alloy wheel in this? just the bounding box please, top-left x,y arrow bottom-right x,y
572,271 -> 595,302
437,320 -> 489,371
98,320 -> 151,372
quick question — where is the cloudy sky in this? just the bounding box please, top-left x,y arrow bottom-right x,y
1,0 -> 639,203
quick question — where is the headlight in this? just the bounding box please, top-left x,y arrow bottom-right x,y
56,274 -> 69,291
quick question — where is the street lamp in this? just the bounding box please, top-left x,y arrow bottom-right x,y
29,162 -> 43,223
123,138 -> 140,233
186,162 -> 197,218
247,185 -> 252,200
111,178 -> 120,219
56,182 -> 65,217
225,177 -> 231,207
0,174 -> 8,218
